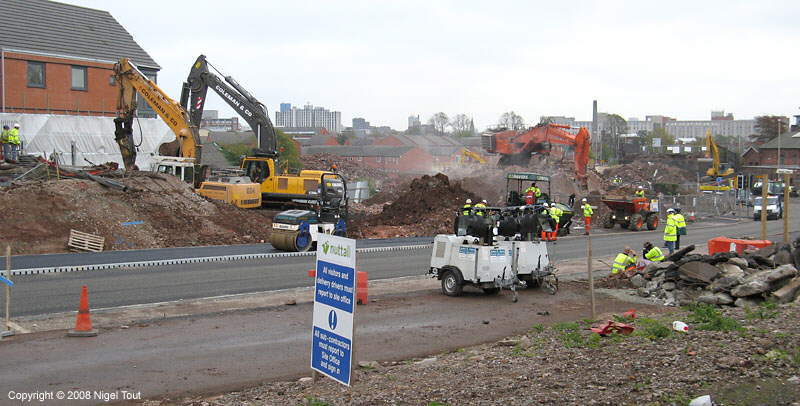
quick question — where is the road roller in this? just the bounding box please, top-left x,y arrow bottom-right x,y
270,173 -> 348,252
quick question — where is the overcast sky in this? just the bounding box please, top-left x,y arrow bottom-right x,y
65,0 -> 799,131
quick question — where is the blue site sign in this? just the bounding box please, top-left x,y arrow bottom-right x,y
0,275 -> 12,287
311,234 -> 356,386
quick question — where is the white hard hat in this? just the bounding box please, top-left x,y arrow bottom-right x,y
638,186 -> 643,189
581,198 -> 587,202
466,199 -> 472,204
13,123 -> 19,128
667,208 -> 675,213
542,203 -> 549,207
481,199 -> 487,204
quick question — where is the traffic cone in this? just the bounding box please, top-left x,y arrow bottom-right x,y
67,286 -> 97,337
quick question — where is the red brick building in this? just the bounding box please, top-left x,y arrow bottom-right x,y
302,145 -> 434,173
741,130 -> 800,185
0,0 -> 160,117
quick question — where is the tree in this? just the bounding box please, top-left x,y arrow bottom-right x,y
450,114 -> 472,137
428,112 -> 449,135
498,111 -> 525,130
650,127 -> 675,146
276,129 -> 301,170
336,132 -> 349,145
753,115 -> 789,144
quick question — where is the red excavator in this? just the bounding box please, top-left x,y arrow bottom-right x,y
482,123 -> 591,183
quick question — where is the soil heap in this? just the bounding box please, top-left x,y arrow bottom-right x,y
349,173 -> 477,238
0,175 -> 275,255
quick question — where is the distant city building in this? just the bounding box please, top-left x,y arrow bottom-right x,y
408,115 -> 421,129
275,103 -> 342,133
200,117 -> 240,132
352,117 -> 370,130
548,111 -> 755,139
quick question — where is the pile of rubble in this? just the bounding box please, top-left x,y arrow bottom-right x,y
349,173 -> 477,238
0,174 -> 276,255
601,158 -> 696,188
628,242 -> 800,307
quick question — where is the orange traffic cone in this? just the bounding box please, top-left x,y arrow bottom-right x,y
67,285 -> 97,337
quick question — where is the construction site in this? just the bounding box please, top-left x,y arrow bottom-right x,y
1,1 -> 799,406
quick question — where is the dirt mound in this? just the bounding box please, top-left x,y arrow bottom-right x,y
0,175 -> 276,255
349,173 -> 478,238
301,153 -> 393,184
602,159 -> 696,187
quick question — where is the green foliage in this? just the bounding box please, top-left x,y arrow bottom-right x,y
276,129 -> 301,171
303,397 -> 329,406
632,317 -> 673,340
336,133 -> 349,145
612,314 -> 635,324
427,402 -> 449,406
744,301 -> 779,320
686,303 -> 743,332
531,323 -> 546,333
559,331 -> 586,348
754,115 -> 790,143
552,322 -> 580,332
220,143 -> 253,166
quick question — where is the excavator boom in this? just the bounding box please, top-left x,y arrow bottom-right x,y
113,58 -> 201,170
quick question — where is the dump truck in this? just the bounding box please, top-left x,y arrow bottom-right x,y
601,196 -> 659,231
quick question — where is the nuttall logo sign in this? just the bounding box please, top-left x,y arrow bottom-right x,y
322,241 -> 351,258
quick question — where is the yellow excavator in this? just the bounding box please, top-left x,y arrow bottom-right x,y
460,148 -> 487,164
699,129 -> 734,191
112,58 -> 261,208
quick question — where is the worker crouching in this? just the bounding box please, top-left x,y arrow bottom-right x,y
643,241 -> 665,263
611,247 -> 637,277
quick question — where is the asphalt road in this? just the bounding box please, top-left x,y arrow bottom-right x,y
8,216 -> 796,317
9,237 -> 434,270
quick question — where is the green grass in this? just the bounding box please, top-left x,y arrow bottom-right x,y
531,323 -> 546,333
427,402 -> 450,406
685,303 -> 743,332
558,331 -> 602,349
302,397 -> 329,406
744,301 -> 780,320
632,317 -> 673,340
552,322 -> 580,332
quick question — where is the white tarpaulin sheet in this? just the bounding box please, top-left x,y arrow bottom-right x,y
0,113 -> 174,169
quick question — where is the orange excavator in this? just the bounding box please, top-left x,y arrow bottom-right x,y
482,123 -> 590,183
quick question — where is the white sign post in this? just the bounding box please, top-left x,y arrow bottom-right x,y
311,234 -> 356,386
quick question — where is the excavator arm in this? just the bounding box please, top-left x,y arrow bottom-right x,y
705,130 -> 734,177
113,58 -> 201,170
181,55 -> 278,157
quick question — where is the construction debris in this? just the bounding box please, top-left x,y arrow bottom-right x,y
349,173 -> 478,238
609,240 -> 800,307
0,174 -> 276,255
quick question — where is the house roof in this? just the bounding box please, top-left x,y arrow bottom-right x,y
303,145 -> 415,157
759,131 -> 800,149
0,0 -> 160,69
390,134 -> 463,147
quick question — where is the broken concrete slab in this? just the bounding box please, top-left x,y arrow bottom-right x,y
731,279 -> 770,297
734,296 -> 762,307
763,264 -> 797,284
667,245 -> 696,262
771,277 -> 800,304
710,275 -> 744,293
716,262 -> 744,277
697,292 -> 735,305
630,274 -> 647,288
678,261 -> 720,284
661,282 -> 676,291
774,245 -> 794,266
727,257 -> 749,269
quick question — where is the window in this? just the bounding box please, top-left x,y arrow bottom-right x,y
71,66 -> 87,91
27,61 -> 45,88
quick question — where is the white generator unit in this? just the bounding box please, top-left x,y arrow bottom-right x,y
429,234 -> 557,301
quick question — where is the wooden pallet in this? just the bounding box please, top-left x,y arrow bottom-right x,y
67,229 -> 105,253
